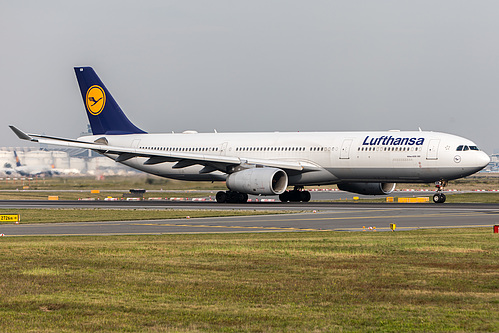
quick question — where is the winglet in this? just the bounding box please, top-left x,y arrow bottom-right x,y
9,126 -> 36,141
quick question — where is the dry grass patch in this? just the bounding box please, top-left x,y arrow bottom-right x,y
21,268 -> 61,276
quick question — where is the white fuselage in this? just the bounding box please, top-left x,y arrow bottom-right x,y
79,130 -> 490,186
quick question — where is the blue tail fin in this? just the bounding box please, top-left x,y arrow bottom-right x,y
74,67 -> 146,135
13,151 -> 21,167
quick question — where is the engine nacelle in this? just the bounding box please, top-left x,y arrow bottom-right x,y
226,168 -> 288,195
337,182 -> 396,195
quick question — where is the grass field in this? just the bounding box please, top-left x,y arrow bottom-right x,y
0,229 -> 497,332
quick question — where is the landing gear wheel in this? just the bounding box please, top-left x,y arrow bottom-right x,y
216,191 -> 227,203
279,190 -> 311,202
217,191 -> 248,203
300,191 -> 311,202
239,193 -> 249,203
432,193 -> 446,204
279,191 -> 290,202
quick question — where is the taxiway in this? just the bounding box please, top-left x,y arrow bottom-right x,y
0,200 -> 497,236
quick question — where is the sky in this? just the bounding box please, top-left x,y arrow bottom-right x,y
2,1 -> 499,153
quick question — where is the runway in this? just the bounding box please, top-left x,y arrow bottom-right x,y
0,200 -> 498,236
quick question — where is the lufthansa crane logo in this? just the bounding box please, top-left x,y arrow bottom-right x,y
86,85 -> 106,115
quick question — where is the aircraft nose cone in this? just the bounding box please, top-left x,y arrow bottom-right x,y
478,152 -> 490,168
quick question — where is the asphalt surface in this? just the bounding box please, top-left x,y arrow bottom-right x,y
0,200 -> 498,236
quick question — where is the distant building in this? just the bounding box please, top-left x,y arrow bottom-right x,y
485,154 -> 499,172
0,146 -> 140,177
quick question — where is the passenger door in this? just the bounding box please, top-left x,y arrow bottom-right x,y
340,139 -> 353,159
426,139 -> 440,160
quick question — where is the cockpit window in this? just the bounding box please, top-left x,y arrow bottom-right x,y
457,145 -> 480,151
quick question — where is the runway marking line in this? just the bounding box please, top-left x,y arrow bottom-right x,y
131,222 -> 494,232
131,223 -> 323,232
334,224 -> 494,231
163,211 -> 494,224
305,211 -> 491,221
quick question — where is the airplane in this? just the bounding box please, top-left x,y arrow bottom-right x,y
11,151 -> 54,177
0,163 -> 15,176
10,67 -> 490,203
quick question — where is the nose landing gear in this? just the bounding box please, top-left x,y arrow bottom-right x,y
433,180 -> 448,203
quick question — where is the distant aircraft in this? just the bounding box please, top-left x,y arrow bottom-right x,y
0,162 -> 14,176
10,67 -> 490,203
11,151 -> 54,177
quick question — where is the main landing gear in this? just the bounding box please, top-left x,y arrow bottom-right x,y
216,191 -> 248,203
433,180 -> 448,203
279,187 -> 311,202
215,187 -> 312,204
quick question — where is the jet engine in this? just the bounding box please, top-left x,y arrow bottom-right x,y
226,168 -> 288,195
337,182 -> 396,195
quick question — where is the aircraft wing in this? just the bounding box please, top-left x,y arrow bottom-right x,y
9,126 -> 321,173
